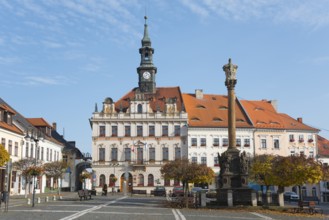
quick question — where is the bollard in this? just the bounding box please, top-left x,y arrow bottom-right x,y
53,195 -> 56,201
59,196 -> 63,200
227,190 -> 233,207
45,196 -> 49,202
37,197 -> 41,203
251,191 -> 257,206
27,198 -> 31,205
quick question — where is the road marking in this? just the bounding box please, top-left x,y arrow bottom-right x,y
59,196 -> 127,220
250,212 -> 273,219
176,209 -> 186,220
172,209 -> 180,220
172,209 -> 186,220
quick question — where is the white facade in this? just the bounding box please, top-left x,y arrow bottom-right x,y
187,127 -> 254,189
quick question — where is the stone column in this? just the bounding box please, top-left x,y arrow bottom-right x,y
223,58 -> 238,149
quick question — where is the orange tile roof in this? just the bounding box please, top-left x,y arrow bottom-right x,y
0,121 -> 24,135
0,104 -> 16,114
26,118 -> 52,127
182,93 -> 253,128
240,100 -> 318,131
115,87 -> 184,112
317,135 -> 329,157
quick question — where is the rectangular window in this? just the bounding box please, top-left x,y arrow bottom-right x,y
244,138 -> 250,147
162,125 -> 168,136
8,140 -> 12,155
274,139 -> 280,149
99,148 -> 105,161
46,148 -> 49,161
309,151 -> 314,158
289,134 -> 295,142
137,126 -> 143,137
214,157 -> 219,166
1,138 -> 5,148
308,135 -> 313,142
31,144 -> 34,158
111,126 -> 118,137
236,138 -> 241,146
14,142 -> 18,156
125,126 -> 131,137
111,148 -> 118,161
124,148 -> 131,161
200,138 -> 206,146
149,125 -> 155,136
99,126 -> 106,137
261,139 -> 267,149
299,135 -> 304,142
137,147 -> 143,164
191,157 -> 197,163
191,138 -> 197,146
174,125 -> 180,136
41,147 -> 44,160
213,138 -> 219,146
50,149 -> 52,161
162,147 -> 169,161
25,143 -> 29,158
149,148 -> 155,161
222,138 -> 229,146
290,151 -> 295,156
37,147 -> 40,160
175,147 -> 181,160
300,151 -> 304,156
201,157 -> 207,165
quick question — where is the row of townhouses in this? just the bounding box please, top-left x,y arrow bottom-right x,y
90,17 -> 329,201
0,98 -> 86,195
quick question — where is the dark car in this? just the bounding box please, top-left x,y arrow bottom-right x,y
153,186 -> 166,196
172,186 -> 184,197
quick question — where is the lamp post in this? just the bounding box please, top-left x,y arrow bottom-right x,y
25,128 -> 43,207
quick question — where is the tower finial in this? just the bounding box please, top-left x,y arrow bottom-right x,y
144,15 -> 148,25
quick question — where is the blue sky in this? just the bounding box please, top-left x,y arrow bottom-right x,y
1,0 -> 329,154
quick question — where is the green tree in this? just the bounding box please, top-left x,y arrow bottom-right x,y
0,144 -> 10,167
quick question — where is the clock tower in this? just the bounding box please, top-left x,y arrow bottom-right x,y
137,16 -> 157,94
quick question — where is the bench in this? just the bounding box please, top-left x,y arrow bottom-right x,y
132,190 -> 147,195
78,190 -> 92,201
293,201 -> 323,214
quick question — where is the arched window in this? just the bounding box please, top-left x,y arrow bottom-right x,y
138,174 -> 144,186
148,174 -> 154,186
109,174 -> 116,187
99,174 -> 106,187
302,186 -> 307,197
137,104 -> 142,113
312,187 -> 317,197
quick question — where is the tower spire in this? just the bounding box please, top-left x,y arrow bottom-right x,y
142,16 -> 151,46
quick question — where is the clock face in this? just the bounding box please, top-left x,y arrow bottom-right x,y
143,71 -> 151,79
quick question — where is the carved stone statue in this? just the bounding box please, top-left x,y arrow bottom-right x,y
239,151 -> 249,174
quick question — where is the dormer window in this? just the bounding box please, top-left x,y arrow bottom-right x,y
236,118 -> 245,122
191,117 -> 200,121
137,104 -> 142,113
219,106 -> 228,110
196,105 -> 206,109
213,117 -> 223,122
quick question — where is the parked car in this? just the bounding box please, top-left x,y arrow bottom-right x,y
172,186 -> 184,197
284,192 -> 299,201
191,187 -> 203,194
153,186 -> 166,196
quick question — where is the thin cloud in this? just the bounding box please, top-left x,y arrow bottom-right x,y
312,56 -> 329,65
180,0 -> 329,28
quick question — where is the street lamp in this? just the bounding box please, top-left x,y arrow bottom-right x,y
25,128 -> 43,207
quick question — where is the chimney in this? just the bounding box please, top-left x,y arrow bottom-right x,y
269,100 -> 278,112
52,122 -> 57,131
297,117 -> 303,123
195,89 -> 203,99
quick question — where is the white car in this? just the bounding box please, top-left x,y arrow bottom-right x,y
284,192 -> 299,201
